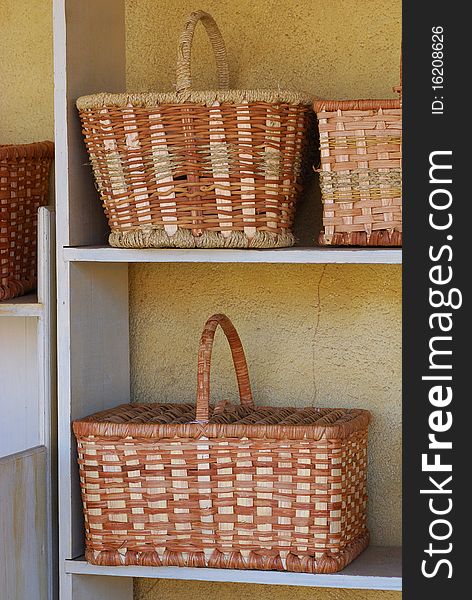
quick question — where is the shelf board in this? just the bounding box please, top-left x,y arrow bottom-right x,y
65,546 -> 401,591
0,294 -> 43,318
63,246 -> 402,264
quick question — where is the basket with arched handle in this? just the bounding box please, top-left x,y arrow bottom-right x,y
77,11 -> 311,250
74,313 -> 371,573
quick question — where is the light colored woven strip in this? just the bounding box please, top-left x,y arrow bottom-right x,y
77,90 -> 312,111
237,104 -> 256,238
149,111 -> 178,236
264,108 -> 281,232
209,102 -> 232,238
109,228 -> 295,249
322,135 -> 402,150
319,168 -> 402,202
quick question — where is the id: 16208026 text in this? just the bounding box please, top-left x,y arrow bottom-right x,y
432,26 -> 445,115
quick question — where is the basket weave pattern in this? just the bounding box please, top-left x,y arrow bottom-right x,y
74,314 -> 371,573
79,102 -> 307,248
77,11 -> 310,249
314,96 -> 402,246
0,142 -> 54,301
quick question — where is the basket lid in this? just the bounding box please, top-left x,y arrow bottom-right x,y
73,402 -> 371,441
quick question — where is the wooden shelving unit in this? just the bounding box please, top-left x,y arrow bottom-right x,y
54,1 -> 402,598
0,294 -> 43,317
0,207 -> 55,599
63,246 -> 402,264
65,546 -> 401,591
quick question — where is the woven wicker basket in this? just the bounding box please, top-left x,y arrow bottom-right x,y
77,11 -> 310,249
0,141 -> 54,301
314,68 -> 402,246
73,314 -> 371,573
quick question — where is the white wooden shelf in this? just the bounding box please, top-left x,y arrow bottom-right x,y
64,546 -> 401,591
54,2 -> 402,598
0,208 -> 55,599
0,294 -> 43,318
63,246 -> 402,264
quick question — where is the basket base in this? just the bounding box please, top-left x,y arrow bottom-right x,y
319,230 -> 402,247
84,530 -> 370,574
109,227 -> 295,249
0,278 -> 36,302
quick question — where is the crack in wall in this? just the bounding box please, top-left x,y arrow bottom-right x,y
311,264 -> 327,405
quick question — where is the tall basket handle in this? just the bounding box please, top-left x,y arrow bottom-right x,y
196,314 -> 254,422
176,11 -> 230,93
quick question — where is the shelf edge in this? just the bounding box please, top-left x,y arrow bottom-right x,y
64,554 -> 402,591
0,301 -> 44,318
62,246 -> 403,265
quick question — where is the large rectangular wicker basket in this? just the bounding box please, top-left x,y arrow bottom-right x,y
0,141 -> 54,301
77,11 -> 310,250
73,314 -> 371,573
314,72 -> 402,246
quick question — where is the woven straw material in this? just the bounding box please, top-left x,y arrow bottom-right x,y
0,142 -> 54,301
314,96 -> 402,247
74,314 -> 371,573
77,11 -> 310,249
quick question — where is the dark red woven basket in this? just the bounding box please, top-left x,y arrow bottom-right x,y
0,141 -> 54,301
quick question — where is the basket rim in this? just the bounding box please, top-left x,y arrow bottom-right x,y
73,403 -> 371,441
313,98 -> 401,112
0,141 -> 54,160
76,90 -> 313,110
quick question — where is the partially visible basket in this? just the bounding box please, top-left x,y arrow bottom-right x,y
314,66 -> 402,246
77,11 -> 311,249
73,313 -> 371,573
0,141 -> 54,301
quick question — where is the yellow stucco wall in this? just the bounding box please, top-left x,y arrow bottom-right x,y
0,0 -> 55,204
134,580 -> 400,600
125,0 -> 401,99
0,0 -> 54,145
127,1 -> 401,599
2,1 -> 402,599
130,264 -> 402,545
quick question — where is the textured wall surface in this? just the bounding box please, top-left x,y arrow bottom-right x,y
127,2 -> 402,599
135,580 -> 401,600
126,0 -> 401,98
130,264 -> 402,545
0,0 -> 54,144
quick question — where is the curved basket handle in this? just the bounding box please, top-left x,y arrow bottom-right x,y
176,11 -> 230,93
196,314 -> 254,422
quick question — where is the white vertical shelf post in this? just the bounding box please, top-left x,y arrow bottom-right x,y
38,207 -> 57,600
54,1 -> 132,599
0,207 -> 56,599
